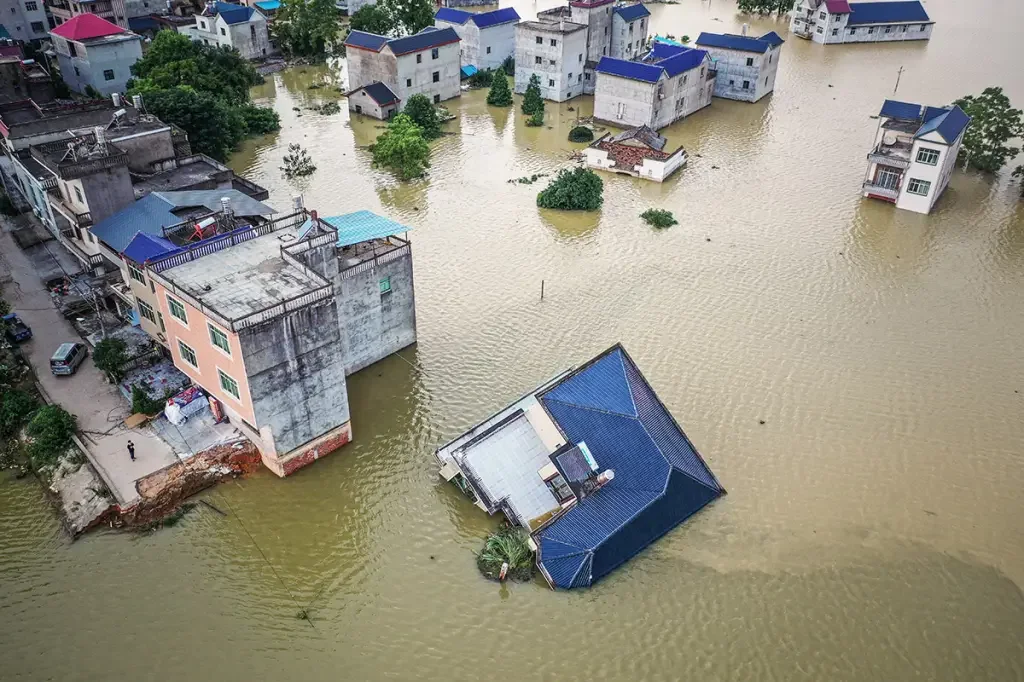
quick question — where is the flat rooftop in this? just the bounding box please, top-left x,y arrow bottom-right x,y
132,157 -> 227,198
519,19 -> 587,34
161,228 -> 327,322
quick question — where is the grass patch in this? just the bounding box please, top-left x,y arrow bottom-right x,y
641,208 -> 678,228
476,526 -> 535,582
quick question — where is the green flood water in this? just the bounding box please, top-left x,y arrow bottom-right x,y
3,0 -> 1024,679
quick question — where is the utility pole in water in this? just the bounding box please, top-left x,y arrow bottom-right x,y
893,66 -> 904,94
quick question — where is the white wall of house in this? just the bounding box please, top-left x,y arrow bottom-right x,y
53,35 -> 143,96
192,12 -> 270,59
2,0 -> 49,42
394,42 -> 461,106
570,2 -> 613,63
583,143 -> 686,182
894,133 -> 960,214
609,14 -> 648,60
703,43 -> 780,102
514,23 -> 587,102
793,3 -> 933,44
435,20 -> 515,71
594,59 -> 714,130
347,89 -> 396,119
839,22 -> 933,43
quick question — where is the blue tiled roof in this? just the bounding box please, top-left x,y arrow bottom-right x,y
695,31 -> 771,53
595,56 -> 665,83
647,41 -> 688,60
344,30 -> 388,51
535,346 -> 724,589
879,98 -> 922,120
847,1 -> 931,25
471,7 -> 520,28
916,105 -> 970,144
300,210 -> 412,248
658,48 -> 707,77
387,26 -> 460,55
435,7 -> 471,24
759,31 -> 784,46
122,232 -> 177,264
614,3 -> 651,21
212,1 -> 255,25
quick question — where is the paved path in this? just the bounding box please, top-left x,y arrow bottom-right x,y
1,217 -> 176,505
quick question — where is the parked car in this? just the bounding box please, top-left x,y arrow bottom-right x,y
50,342 -> 87,376
2,313 -> 32,343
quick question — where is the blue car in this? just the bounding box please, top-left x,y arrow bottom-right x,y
3,313 -> 32,343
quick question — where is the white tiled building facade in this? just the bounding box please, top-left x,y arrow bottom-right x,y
790,0 -> 934,44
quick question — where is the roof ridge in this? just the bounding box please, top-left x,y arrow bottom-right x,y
542,396 -> 639,419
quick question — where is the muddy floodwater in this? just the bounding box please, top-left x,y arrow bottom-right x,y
4,0 -> 1024,679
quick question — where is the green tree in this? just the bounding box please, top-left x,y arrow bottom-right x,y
522,74 -> 544,116
487,72 -> 512,106
0,389 -> 38,440
386,0 -> 435,35
274,0 -> 342,58
140,88 -> 243,161
501,55 -> 515,76
349,3 -> 396,34
371,114 -> 431,180
737,0 -> 790,14
93,338 -> 128,383
403,94 -> 442,139
953,88 -> 1023,173
640,208 -> 678,228
526,110 -> 544,127
568,126 -> 594,142
25,405 -> 77,467
536,167 -> 603,211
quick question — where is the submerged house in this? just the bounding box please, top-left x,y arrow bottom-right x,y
862,99 -> 970,215
436,344 -> 725,589
695,31 -> 783,102
434,7 -> 520,72
790,0 -> 934,44
584,125 -> 687,182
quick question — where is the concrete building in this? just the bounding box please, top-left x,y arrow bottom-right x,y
862,99 -> 970,215
593,44 -> 714,129
695,31 -> 783,102
47,0 -> 130,29
190,1 -> 271,60
584,124 -> 687,182
0,0 -> 51,43
125,206 -> 417,477
345,27 -> 461,108
346,81 -> 399,120
434,7 -> 520,72
0,55 -> 54,103
790,0 -> 933,44
513,0 -> 650,102
50,14 -> 143,97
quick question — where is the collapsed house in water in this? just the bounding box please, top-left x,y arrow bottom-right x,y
435,344 -> 725,589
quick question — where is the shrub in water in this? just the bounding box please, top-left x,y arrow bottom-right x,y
537,167 -> 603,211
640,208 -> 678,228
568,126 -> 594,143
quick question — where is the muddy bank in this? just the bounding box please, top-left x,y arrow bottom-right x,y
45,451 -> 116,535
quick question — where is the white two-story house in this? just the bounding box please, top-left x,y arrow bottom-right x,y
862,99 -> 970,214
790,0 -> 933,44
345,27 -> 461,117
191,1 -> 271,60
695,30 -> 782,102
434,6 -> 520,72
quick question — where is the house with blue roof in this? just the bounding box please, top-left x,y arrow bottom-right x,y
435,7 -> 520,71
790,0 -> 933,44
593,46 -> 714,130
345,27 -> 462,116
863,99 -> 970,214
191,1 -> 271,60
436,344 -> 724,589
695,30 -> 783,103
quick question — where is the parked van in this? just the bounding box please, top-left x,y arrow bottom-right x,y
50,342 -> 87,376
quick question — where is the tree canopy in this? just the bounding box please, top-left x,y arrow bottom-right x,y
737,0 -> 793,15
487,72 -> 512,107
347,0 -> 435,37
349,3 -> 394,34
537,167 -> 603,211
953,87 -> 1023,174
522,74 -> 544,116
273,0 -> 342,58
371,114 -> 431,180
403,94 -> 443,140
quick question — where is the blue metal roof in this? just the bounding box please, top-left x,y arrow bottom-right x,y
122,232 -> 177,264
461,64 -> 477,78
91,193 -> 178,253
847,1 -> 931,25
212,1 -> 255,25
387,26 -> 460,55
923,105 -> 947,122
128,15 -> 159,31
345,30 -> 388,51
759,31 -> 785,46
695,31 -> 771,53
647,41 -> 688,60
435,7 -> 471,24
595,56 -> 664,83
658,48 -> 707,77
613,3 -> 651,21
471,7 -> 520,28
916,105 -> 970,144
300,210 -> 412,248
255,0 -> 280,10
879,99 -> 922,120
535,346 -> 724,589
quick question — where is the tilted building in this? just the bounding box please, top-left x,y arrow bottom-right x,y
49,14 -> 143,97
694,31 -> 783,103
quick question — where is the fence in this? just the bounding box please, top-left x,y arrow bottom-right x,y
340,243 -> 411,280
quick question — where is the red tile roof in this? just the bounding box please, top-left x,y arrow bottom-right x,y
50,13 -> 125,41
824,0 -> 852,13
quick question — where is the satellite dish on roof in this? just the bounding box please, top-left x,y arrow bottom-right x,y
882,130 -> 899,146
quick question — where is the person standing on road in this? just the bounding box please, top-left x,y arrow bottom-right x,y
127,440 -> 135,461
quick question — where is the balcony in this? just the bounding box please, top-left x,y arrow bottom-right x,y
47,191 -> 93,228
792,17 -> 815,38
110,281 -> 136,307
867,141 -> 913,169
862,181 -> 900,202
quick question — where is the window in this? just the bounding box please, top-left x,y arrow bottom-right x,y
103,69 -> 114,81
549,59 -> 555,65
700,66 -> 704,77
137,300 -> 156,324
218,369 -> 240,400
629,23 -> 633,33
916,147 -> 940,165
919,23 -> 927,31
30,21 -> 43,32
127,262 -> 146,284
220,27 -> 226,35
584,72 -> 590,80
550,38 -> 556,46
74,66 -> 80,76
379,276 -> 391,294
536,36 -> 542,44
742,80 -> 750,89
433,94 -> 440,103
818,11 -> 825,19
406,78 -> 411,86
769,54 -> 772,63
765,75 -> 769,86
24,1 -> 37,9
848,27 -> 856,34
250,25 -> 256,39
577,74 -> 582,82
177,340 -> 198,368
548,78 -> 554,87
907,178 -> 931,195
682,74 -> 687,84
68,42 -> 77,57
868,26 -> 875,33
745,57 -> 753,66
167,295 -> 187,325
568,72 -> 573,79
209,323 -> 230,355
73,186 -> 83,203
200,20 -> 206,29
157,312 -> 165,333
432,71 -> 439,83
150,279 -> 155,294
578,53 -> 582,62
884,26 -> 891,33
816,26 -> 823,34
535,56 -> 542,64
416,54 -> 422,63
486,46 -> 491,54
875,168 -> 901,190
431,48 -> 438,59
832,28 -> 838,36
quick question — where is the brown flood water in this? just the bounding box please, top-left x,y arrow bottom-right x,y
3,0 -> 1024,679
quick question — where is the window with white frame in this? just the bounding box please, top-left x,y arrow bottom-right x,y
177,340 -> 199,368
218,369 -> 240,400
916,147 -> 940,165
127,261 -> 146,284
906,178 -> 931,195
137,300 -> 156,323
167,295 -> 188,324
209,323 -> 230,354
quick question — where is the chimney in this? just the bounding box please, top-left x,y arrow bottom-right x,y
131,94 -> 143,110
111,92 -> 121,107
596,469 -> 615,487
741,23 -> 749,36
292,194 -> 304,211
